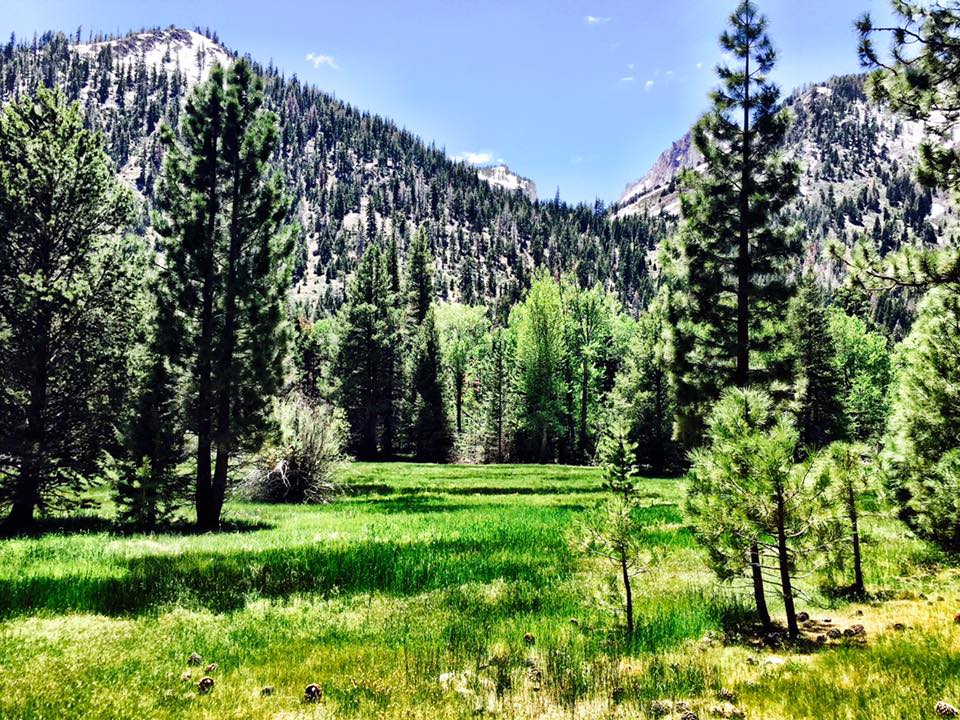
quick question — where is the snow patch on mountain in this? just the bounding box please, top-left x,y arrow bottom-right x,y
75,28 -> 233,86
476,164 -> 538,201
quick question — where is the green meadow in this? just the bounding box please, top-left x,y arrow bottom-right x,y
0,462 -> 957,719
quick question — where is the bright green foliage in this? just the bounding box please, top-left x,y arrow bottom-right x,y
410,307 -> 453,462
597,417 -> 639,500
812,441 -> 878,597
155,60 -> 293,529
786,281 -> 846,450
435,302 -> 489,436
562,279 -> 628,462
827,308 -> 892,442
687,388 -> 831,637
0,87 -> 139,533
334,244 -> 397,459
884,287 -> 960,551
510,271 -> 567,462
477,325 -> 514,462
609,293 -> 683,475
667,0 -> 800,446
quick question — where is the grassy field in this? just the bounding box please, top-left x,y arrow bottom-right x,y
0,462 -> 957,719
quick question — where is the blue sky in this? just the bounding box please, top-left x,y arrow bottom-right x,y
3,0 -> 894,204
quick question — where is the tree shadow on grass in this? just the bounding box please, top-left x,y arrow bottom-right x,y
4,514 -> 273,539
361,494 -> 477,514
0,533 -> 575,619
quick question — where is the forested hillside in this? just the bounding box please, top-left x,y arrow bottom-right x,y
617,74 -> 960,336
0,27 -> 664,314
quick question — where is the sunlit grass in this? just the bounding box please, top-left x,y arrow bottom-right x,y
0,462 -> 957,719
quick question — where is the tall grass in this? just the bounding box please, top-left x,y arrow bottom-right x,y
0,462 -> 955,719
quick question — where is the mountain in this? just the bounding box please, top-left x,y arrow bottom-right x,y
476,164 -> 537,202
0,28 -> 662,315
616,75 -> 958,252
612,74 -> 960,334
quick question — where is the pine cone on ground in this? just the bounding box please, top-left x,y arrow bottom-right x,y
935,701 -> 959,717
649,700 -> 673,716
187,652 -> 203,666
198,676 -> 214,694
304,683 -> 323,702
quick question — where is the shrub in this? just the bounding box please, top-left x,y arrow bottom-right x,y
240,394 -> 348,503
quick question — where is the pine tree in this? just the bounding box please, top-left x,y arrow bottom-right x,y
884,287 -> 960,552
112,322 -> 187,531
687,388 -> 830,639
410,307 -> 452,461
667,0 -> 800,446
405,227 -> 433,327
855,4 -> 960,287
665,1 -> 798,630
335,244 -> 393,459
155,60 -> 293,530
786,281 -> 846,451
0,88 -> 141,533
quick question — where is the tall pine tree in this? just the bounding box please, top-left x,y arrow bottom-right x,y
666,0 -> 799,629
0,88 -> 140,533
156,60 -> 293,530
667,0 -> 800,446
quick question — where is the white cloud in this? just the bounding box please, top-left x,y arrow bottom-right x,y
665,69 -> 675,78
305,52 -> 339,70
696,61 -> 704,69
455,151 -> 494,165
619,76 -> 635,83
571,155 -> 584,164
584,15 -> 611,25
644,80 -> 655,91
627,62 -> 635,70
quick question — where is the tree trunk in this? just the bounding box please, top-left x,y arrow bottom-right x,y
621,547 -> 634,638
749,541 -> 771,630
4,319 -> 52,534
194,277 -> 216,530
579,356 -> 589,458
735,44 -> 752,388
455,374 -> 463,434
848,481 -> 865,597
775,484 -> 799,639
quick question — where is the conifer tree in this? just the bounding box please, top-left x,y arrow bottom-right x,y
410,307 -> 452,461
155,60 -> 293,530
786,281 -> 846,451
665,0 -> 798,629
335,244 -> 393,459
667,0 -> 800,446
111,321 -> 187,531
0,88 -> 140,533
405,227 -> 433,327
687,388 -> 829,638
884,287 -> 960,552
